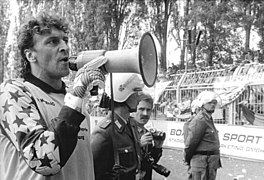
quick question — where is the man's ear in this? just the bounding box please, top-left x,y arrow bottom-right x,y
24,49 -> 36,62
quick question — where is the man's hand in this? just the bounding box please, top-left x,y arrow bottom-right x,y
151,129 -> 166,148
64,56 -> 107,111
140,132 -> 153,147
71,56 -> 107,98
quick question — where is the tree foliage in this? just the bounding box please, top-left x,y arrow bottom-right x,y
147,0 -> 175,71
179,0 -> 264,67
0,0 -> 10,82
1,0 -> 264,82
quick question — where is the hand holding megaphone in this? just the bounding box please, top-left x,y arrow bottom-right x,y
71,56 -> 108,98
69,32 -> 158,88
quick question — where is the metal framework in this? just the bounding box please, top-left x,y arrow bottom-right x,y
152,64 -> 264,126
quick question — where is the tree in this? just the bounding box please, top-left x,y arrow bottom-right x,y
0,0 -> 9,82
181,0 -> 191,69
148,0 -> 174,72
92,0 -> 134,50
186,0 -> 243,66
252,1 -> 264,51
169,1 -> 183,67
119,1 -> 148,49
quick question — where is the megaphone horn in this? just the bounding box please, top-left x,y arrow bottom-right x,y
69,32 -> 158,87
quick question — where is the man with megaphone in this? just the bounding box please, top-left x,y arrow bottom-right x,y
0,12 -> 107,180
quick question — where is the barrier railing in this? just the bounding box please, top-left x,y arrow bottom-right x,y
152,64 -> 264,126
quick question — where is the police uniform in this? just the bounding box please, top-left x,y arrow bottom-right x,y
91,112 -> 141,180
184,110 -> 221,180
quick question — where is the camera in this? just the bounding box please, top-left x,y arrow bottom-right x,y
152,163 -> 171,177
143,152 -> 170,177
149,129 -> 166,141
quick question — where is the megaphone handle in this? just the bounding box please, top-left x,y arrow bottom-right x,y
90,85 -> 98,96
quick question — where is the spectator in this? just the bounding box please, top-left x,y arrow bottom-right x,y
254,50 -> 261,64
171,63 -> 179,73
244,50 -> 254,64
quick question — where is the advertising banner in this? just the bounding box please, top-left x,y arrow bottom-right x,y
217,125 -> 264,161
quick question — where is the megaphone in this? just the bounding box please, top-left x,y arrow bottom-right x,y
69,32 -> 158,87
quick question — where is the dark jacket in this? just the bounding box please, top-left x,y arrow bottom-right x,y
140,143 -> 162,180
184,110 -> 221,166
132,120 -> 163,180
91,113 -> 141,180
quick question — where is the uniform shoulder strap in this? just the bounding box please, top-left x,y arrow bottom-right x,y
99,119 -> 111,129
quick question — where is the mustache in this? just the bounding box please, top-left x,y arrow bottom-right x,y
140,115 -> 149,119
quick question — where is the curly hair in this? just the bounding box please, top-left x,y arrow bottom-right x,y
17,12 -> 69,78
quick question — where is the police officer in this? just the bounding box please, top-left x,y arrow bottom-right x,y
91,73 -> 144,180
184,91 -> 222,180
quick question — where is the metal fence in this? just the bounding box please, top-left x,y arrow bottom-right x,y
152,64 -> 264,126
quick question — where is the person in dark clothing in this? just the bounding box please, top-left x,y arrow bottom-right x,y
132,92 -> 166,180
184,91 -> 222,180
91,73 -> 145,180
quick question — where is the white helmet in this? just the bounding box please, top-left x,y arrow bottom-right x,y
196,91 -> 222,107
105,73 -> 144,102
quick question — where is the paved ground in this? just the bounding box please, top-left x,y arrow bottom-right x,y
152,148 -> 264,180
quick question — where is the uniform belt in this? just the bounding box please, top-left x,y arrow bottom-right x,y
194,150 -> 219,155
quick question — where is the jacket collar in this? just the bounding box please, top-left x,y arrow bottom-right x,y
24,73 -> 67,94
107,112 -> 127,133
201,110 -> 212,121
201,111 -> 217,131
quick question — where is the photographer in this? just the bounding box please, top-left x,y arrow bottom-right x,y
132,92 -> 170,180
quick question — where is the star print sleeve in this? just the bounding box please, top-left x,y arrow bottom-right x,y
0,80 -> 85,176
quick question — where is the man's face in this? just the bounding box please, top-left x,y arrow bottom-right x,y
203,99 -> 217,114
134,100 -> 153,126
126,92 -> 141,113
29,28 -> 70,80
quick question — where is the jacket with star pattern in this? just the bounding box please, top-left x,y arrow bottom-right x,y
0,74 -> 94,180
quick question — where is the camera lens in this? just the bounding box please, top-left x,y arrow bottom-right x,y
152,164 -> 171,177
